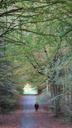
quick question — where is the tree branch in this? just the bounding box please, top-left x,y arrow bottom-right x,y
0,8 -> 23,17
21,28 -> 57,37
25,54 -> 45,76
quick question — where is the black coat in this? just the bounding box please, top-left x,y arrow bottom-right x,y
34,103 -> 39,110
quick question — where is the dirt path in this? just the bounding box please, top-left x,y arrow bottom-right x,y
0,96 -> 72,128
0,110 -> 72,128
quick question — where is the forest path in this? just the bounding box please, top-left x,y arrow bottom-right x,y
0,95 -> 72,128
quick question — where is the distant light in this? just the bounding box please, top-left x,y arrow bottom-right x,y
23,83 -> 37,94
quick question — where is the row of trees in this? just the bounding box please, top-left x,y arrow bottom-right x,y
0,0 -> 72,118
0,37 -> 19,113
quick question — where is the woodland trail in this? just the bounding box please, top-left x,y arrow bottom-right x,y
0,96 -> 72,128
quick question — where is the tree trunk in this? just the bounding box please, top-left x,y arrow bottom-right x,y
52,84 -> 61,117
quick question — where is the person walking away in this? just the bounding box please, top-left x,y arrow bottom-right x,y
34,103 -> 39,111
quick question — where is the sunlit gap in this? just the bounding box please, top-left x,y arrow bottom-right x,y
23,83 -> 38,95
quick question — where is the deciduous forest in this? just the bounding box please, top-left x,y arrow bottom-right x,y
0,0 -> 72,121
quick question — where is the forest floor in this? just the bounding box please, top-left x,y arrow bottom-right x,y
0,96 -> 72,128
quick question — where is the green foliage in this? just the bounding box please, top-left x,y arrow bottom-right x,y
0,38 -> 19,113
0,0 -> 72,117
